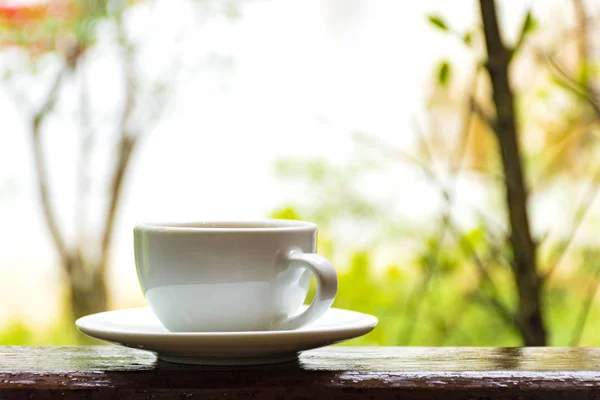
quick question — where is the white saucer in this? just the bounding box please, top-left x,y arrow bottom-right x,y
76,307 -> 378,365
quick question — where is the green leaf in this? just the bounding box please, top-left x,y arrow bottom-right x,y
535,88 -> 549,100
519,10 -> 537,38
437,61 -> 451,86
427,15 -> 449,31
270,206 -> 302,220
578,62 -> 590,88
462,32 -> 473,46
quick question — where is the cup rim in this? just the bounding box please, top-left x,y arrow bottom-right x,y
134,219 -> 317,233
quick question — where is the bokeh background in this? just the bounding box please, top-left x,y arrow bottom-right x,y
2,0 -> 600,346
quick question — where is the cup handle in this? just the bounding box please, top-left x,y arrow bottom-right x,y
274,249 -> 338,330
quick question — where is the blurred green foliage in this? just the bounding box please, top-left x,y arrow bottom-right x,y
0,319 -> 90,345
2,155 -> 600,346
270,157 -> 600,347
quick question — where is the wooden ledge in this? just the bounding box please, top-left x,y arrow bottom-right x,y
1,346 -> 600,399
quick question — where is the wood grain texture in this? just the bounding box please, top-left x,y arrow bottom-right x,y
1,347 -> 600,399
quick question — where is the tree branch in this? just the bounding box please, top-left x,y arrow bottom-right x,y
31,67 -> 70,266
451,69 -> 480,173
446,223 -> 518,329
412,118 -> 436,165
429,294 -> 475,345
100,134 -> 136,268
353,130 -> 509,236
97,10 -> 180,273
544,55 -> 600,117
76,58 -> 94,256
98,16 -> 138,274
352,131 -> 438,181
510,10 -> 534,60
532,118 -> 597,193
436,290 -> 477,345
398,219 -> 448,345
447,64 -> 516,332
470,97 -> 496,131
544,0 -> 600,282
545,167 -> 600,280
572,0 -> 590,93
480,0 -> 546,345
568,0 -> 598,347
401,69 -> 501,343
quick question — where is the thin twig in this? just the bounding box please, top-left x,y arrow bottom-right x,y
401,68 -> 491,344
544,55 -> 600,117
510,9 -> 534,60
353,62 -> 516,341
437,290 -> 478,345
532,119 -> 596,192
446,222 -> 518,328
545,167 -> 600,281
352,131 -> 438,181
534,0 -> 599,237
411,119 -> 435,165
429,294 -> 475,345
475,291 -> 517,327
572,0 -> 590,94
409,71 -> 488,344
570,276 -> 600,346
75,57 -> 94,256
452,68 -> 481,173
470,98 -> 496,131
353,131 -> 510,236
567,0 -> 599,347
399,217 -> 449,344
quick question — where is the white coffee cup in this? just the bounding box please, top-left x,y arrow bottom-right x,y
133,220 -> 338,332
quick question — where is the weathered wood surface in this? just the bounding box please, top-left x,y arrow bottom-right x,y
1,346 -> 600,399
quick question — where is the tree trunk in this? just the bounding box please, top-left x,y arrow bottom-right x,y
479,0 -> 547,345
65,255 -> 108,320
